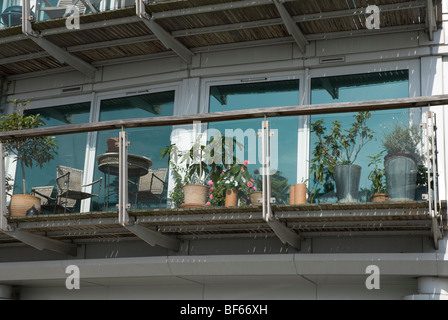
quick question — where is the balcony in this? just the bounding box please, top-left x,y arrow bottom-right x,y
0,95 -> 447,256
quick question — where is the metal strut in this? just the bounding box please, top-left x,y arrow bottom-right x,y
260,120 -> 301,249
422,111 -> 443,249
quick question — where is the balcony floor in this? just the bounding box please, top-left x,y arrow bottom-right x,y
1,201 -> 446,246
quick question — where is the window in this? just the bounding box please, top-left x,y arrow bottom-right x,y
17,102 -> 91,205
309,70 -> 410,203
94,91 -> 175,210
208,79 -> 300,204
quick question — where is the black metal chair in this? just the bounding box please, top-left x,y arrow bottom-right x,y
56,165 -> 102,213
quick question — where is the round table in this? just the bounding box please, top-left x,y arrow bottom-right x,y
96,153 -> 152,209
97,153 -> 152,177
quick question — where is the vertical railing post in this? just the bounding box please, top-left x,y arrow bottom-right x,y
423,110 -> 442,249
118,129 -> 130,226
261,119 -> 273,222
0,142 -> 12,232
22,0 -> 35,36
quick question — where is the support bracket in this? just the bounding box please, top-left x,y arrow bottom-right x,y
21,0 -> 97,79
5,229 -> 78,256
426,0 -> 437,41
136,0 -> 194,64
273,0 -> 309,53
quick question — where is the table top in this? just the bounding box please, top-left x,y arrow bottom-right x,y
96,152 -> 152,177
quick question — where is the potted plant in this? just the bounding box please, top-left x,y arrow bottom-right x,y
367,151 -> 388,202
0,99 -> 58,216
161,141 -> 210,208
219,161 -> 253,207
381,123 -> 423,201
310,111 -> 375,203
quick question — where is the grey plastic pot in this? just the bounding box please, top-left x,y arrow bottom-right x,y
384,154 -> 417,201
334,164 -> 361,203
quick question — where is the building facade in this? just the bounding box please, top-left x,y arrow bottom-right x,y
0,0 -> 447,300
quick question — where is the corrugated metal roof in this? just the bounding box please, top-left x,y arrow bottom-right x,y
0,0 -> 442,77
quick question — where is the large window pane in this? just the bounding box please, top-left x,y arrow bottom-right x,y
209,79 -> 300,205
17,102 -> 91,211
309,70 -> 410,203
94,91 -> 175,210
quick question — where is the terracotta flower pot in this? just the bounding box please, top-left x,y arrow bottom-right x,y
9,194 -> 41,217
225,189 -> 238,207
106,137 -> 119,153
371,193 -> 389,202
182,184 -> 209,207
250,191 -> 263,206
294,183 -> 307,204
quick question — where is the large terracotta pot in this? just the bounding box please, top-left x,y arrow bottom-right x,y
225,189 -> 238,207
9,194 -> 41,217
182,184 -> 209,207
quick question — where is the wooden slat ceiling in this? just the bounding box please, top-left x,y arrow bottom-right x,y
0,0 -> 442,77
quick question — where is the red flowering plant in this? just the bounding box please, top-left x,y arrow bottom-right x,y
207,160 -> 254,206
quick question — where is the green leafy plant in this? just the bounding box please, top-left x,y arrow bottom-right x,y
367,151 -> 387,194
0,99 -> 58,194
310,111 -> 375,192
382,123 -> 423,163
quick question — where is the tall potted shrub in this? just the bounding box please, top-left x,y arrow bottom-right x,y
310,111 -> 375,203
0,99 -> 58,216
382,123 -> 422,201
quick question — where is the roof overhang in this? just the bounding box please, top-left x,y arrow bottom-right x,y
0,0 -> 442,78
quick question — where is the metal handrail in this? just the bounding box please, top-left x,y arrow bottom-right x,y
1,95 -> 448,140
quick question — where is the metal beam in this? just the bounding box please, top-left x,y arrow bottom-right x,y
426,0 -> 437,41
21,0 -> 97,78
273,0 -> 308,53
136,0 -> 194,64
5,230 -> 77,256
124,224 -> 180,251
26,36 -> 97,79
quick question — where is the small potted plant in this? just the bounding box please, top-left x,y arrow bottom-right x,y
310,111 -> 375,203
0,99 -> 58,216
161,141 -> 210,208
381,123 -> 423,201
367,151 -> 388,202
219,161 -> 252,207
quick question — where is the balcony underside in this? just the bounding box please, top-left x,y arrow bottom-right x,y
0,0 -> 442,78
1,201 -> 445,246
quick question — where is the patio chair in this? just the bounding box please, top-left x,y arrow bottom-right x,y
40,0 -> 87,19
56,165 -> 102,213
132,168 -> 168,208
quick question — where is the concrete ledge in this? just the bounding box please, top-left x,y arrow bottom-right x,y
0,252 -> 447,283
